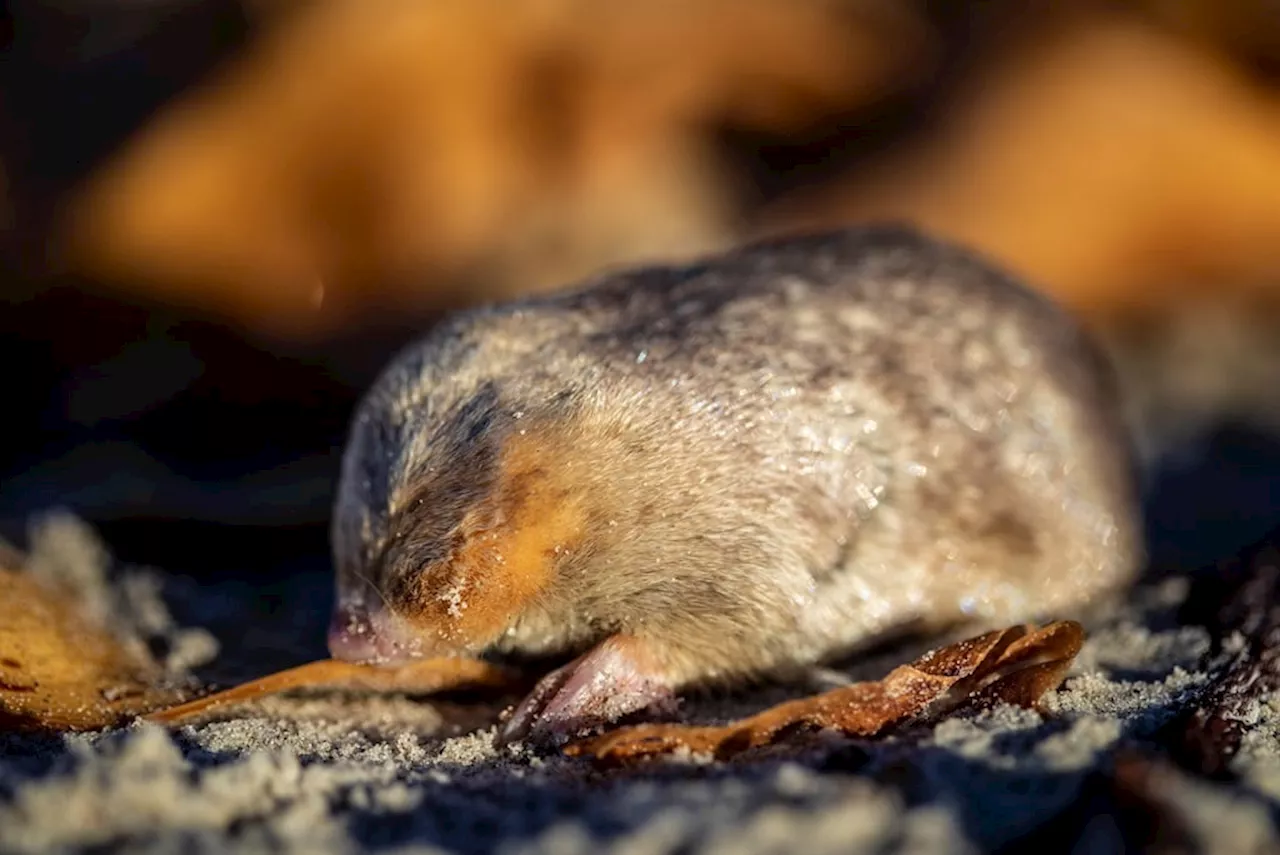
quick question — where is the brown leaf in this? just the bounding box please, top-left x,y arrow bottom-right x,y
0,548 -> 525,732
0,565 -> 186,732
566,621 -> 1084,765
143,657 -> 526,726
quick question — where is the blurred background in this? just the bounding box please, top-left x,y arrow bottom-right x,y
2,0 -> 1279,592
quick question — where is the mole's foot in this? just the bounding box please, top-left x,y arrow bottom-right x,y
497,635 -> 677,750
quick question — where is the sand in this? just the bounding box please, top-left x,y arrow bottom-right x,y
2,514 -> 1278,854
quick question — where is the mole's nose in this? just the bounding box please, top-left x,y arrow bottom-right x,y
327,602 -> 425,665
327,603 -> 379,662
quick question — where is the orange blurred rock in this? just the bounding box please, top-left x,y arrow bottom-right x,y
1138,0 -> 1280,68
760,13 -> 1280,327
58,0 -> 930,340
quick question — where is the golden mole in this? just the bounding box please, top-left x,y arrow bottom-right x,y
327,226 -> 1143,747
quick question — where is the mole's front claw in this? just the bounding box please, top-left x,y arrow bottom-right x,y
496,635 -> 677,750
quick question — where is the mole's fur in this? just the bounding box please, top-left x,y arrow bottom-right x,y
328,226 -> 1143,744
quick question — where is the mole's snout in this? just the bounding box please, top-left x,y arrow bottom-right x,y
326,601 -> 430,665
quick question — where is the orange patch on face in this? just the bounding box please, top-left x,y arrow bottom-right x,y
418,427 -> 587,649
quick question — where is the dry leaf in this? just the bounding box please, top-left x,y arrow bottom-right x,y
0,565 -> 186,732
0,546 -> 524,731
144,657 -> 525,725
567,620 -> 1084,765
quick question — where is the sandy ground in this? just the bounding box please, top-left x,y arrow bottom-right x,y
2,515 -> 1279,854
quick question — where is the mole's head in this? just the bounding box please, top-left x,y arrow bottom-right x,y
328,393 -> 595,665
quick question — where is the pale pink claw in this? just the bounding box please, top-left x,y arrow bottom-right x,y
497,635 -> 676,748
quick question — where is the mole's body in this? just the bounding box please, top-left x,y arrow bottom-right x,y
328,226 -> 1143,745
